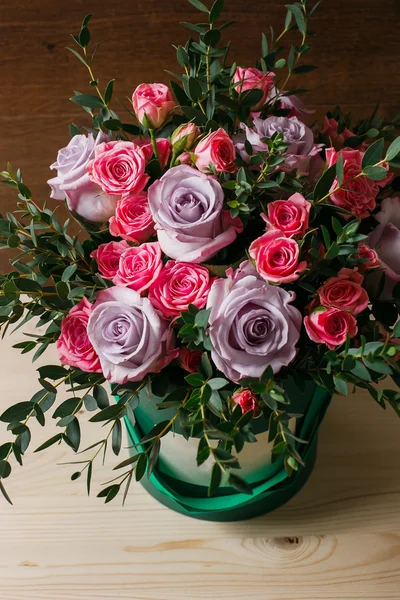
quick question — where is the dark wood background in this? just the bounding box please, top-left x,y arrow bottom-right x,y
0,0 -> 399,269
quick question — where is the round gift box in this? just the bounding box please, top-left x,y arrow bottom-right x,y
118,380 -> 331,521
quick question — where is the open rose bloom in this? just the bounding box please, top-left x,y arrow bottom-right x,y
2,5 -> 400,513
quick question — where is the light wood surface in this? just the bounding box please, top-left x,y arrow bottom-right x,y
0,326 -> 400,599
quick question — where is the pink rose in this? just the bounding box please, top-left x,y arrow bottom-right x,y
194,128 -> 236,173
56,298 -> 101,373
317,267 -> 369,315
322,117 -> 355,151
47,132 -> 118,223
171,123 -> 201,152
178,347 -> 203,373
326,148 -> 389,219
304,307 -> 358,350
262,193 -> 311,237
113,242 -> 162,293
249,230 -> 307,283
132,83 -> 175,129
109,192 -> 155,244
234,67 -> 275,110
132,136 -> 172,168
356,243 -> 381,272
232,389 -> 260,415
87,141 -> 148,196
90,240 -> 129,280
149,261 -> 212,318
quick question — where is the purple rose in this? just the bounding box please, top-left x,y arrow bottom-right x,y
207,261 -> 302,382
236,116 -> 321,175
87,286 -> 177,384
47,133 -> 118,223
147,165 -> 242,263
365,197 -> 400,298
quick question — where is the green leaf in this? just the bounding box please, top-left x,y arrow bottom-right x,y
0,480 -> 13,505
208,462 -> 222,496
53,398 -> 81,419
393,320 -> 400,339
34,433 -> 63,453
292,65 -> 317,74
361,138 -> 385,169
210,0 -> 224,23
66,417 -> 81,452
313,164 -> 337,200
363,358 -> 392,375
188,77 -> 203,103
274,58 -> 286,69
104,79 -> 115,105
320,225 -> 331,250
89,404 -> 122,423
362,166 -> 388,181
208,377 -> 229,390
38,365 -> 69,380
113,453 -> 141,471
386,136 -> 400,161
56,281 -> 69,300
0,402 -> 33,423
135,453 -> 148,482
286,4 -> 306,35
240,89 -> 264,107
228,473 -> 253,495
70,94 -> 104,109
185,373 -> 205,387
195,308 -> 211,328
204,29 -> 220,46
350,360 -> 371,381
147,439 -> 161,476
333,376 -> 348,396
61,264 -> 78,282
325,242 -> 340,260
0,461 -> 11,479
188,0 -> 209,11
39,379 -> 57,394
65,47 -> 88,66
112,419 -> 122,456
336,153 -> 344,186
79,26 -> 90,48
176,45 -> 189,67
93,385 -> 109,409
200,352 -> 213,378
105,485 -> 121,503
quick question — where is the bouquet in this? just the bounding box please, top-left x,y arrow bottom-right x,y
1,0 -> 400,510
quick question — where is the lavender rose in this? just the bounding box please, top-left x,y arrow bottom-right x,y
207,261 -> 302,382
87,286 -> 177,384
47,133 -> 118,223
365,197 -> 400,298
236,116 -> 320,175
147,165 -> 242,263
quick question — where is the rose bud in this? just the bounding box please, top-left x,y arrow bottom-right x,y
178,347 -> 203,373
232,389 -> 259,415
132,83 -> 175,130
233,67 -> 275,110
171,123 -> 201,153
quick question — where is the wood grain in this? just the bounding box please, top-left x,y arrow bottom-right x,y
0,322 -> 400,599
1,1 -> 400,597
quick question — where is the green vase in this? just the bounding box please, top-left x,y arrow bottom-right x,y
120,380 -> 331,522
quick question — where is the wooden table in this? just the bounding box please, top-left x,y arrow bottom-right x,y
0,325 -> 399,600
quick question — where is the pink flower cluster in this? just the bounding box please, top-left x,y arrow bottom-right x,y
49,70 -> 398,387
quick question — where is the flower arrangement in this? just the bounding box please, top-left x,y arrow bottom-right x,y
1,0 -> 400,509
